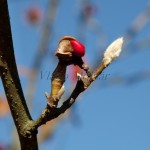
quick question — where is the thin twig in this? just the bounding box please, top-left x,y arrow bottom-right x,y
32,37 -> 124,128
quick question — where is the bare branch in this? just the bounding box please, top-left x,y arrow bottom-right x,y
33,37 -> 124,128
0,1 -> 38,149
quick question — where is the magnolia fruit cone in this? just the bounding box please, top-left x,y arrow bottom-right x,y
47,36 -> 88,107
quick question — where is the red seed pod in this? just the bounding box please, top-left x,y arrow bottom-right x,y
55,36 -> 85,60
70,40 -> 85,57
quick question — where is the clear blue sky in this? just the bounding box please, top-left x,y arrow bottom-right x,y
0,0 -> 150,150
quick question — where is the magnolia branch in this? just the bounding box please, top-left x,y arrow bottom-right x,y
32,37 -> 124,128
0,0 -> 124,149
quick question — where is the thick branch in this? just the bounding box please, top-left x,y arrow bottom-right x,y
0,1 -> 38,149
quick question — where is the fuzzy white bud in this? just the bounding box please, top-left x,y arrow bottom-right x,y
103,37 -> 124,66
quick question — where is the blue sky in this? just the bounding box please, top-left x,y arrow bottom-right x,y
0,0 -> 150,150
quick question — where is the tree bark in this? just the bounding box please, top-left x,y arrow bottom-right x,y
0,1 -> 38,149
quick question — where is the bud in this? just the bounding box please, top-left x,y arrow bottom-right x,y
103,37 -> 124,66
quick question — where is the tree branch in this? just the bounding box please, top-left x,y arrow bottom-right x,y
0,1 -> 38,149
32,37 -> 124,128
32,61 -> 107,128
0,1 -> 124,149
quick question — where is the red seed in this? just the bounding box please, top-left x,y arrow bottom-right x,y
70,40 -> 85,57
